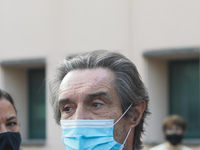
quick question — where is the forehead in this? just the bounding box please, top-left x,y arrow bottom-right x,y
0,98 -> 17,116
59,68 -> 115,97
166,124 -> 181,128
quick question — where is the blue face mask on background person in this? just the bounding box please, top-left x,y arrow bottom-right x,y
0,132 -> 21,150
61,103 -> 133,150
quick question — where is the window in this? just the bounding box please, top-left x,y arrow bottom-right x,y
169,59 -> 200,138
28,68 -> 46,139
0,58 -> 46,145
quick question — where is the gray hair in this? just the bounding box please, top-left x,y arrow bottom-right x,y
49,50 -> 150,150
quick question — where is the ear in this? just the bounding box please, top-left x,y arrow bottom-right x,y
128,100 -> 146,128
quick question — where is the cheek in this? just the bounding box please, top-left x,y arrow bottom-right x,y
16,125 -> 20,132
12,122 -> 20,132
113,118 -> 129,144
177,130 -> 184,134
100,109 -> 122,120
92,103 -> 123,120
165,130 -> 171,134
91,111 -> 115,120
7,124 -> 20,132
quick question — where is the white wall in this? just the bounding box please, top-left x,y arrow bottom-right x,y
144,59 -> 168,143
61,0 -> 131,54
0,0 -> 52,59
131,0 -> 200,50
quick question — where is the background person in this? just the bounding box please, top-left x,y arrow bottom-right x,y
0,89 -> 21,150
49,50 -> 150,150
149,114 -> 192,150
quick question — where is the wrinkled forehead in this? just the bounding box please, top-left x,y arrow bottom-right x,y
59,68 -> 115,90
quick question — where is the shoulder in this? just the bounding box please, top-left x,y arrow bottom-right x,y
149,143 -> 167,150
182,145 -> 193,150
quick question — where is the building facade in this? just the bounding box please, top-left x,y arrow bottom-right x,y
0,0 -> 199,149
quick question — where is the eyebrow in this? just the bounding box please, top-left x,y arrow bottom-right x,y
59,98 -> 70,108
86,91 -> 112,103
6,116 -> 17,122
58,91 -> 112,106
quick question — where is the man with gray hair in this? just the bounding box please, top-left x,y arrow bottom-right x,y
49,50 -> 150,150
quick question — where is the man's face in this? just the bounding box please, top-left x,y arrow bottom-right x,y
0,98 -> 20,133
58,68 -> 131,144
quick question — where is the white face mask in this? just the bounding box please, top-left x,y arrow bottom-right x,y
61,103 -> 133,150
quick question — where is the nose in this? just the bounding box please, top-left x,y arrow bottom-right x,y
0,124 -> 8,133
74,106 -> 90,120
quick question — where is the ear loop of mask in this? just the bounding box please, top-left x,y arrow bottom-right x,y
119,128 -> 132,150
113,103 -> 133,126
113,103 -> 133,150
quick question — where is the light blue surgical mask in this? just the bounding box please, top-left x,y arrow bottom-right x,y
61,103 -> 133,150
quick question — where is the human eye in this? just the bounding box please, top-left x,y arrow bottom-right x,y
60,104 -> 75,119
92,102 -> 102,108
7,122 -> 17,127
63,105 -> 72,112
91,99 -> 105,109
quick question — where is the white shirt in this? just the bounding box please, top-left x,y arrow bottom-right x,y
149,143 -> 193,150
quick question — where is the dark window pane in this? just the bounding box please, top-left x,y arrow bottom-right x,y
28,68 -> 46,139
169,59 -> 200,138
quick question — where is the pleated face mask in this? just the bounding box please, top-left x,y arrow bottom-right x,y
60,103 -> 133,150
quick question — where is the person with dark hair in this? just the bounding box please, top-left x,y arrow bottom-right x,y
0,89 -> 21,150
49,50 -> 150,150
150,114 -> 192,150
